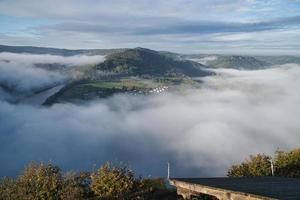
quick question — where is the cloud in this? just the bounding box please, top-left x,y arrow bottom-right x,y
37,15 -> 299,39
0,60 -> 64,94
0,53 -> 105,67
133,15 -> 300,36
0,0 -> 257,20
0,53 -> 105,96
0,0 -> 299,54
213,33 -> 253,42
0,64 -> 300,177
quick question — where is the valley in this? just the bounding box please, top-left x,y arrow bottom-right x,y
1,45 -> 299,106
30,47 -> 213,105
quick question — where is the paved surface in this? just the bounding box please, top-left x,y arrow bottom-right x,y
172,177 -> 300,200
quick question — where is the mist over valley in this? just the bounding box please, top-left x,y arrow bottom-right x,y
0,45 -> 299,178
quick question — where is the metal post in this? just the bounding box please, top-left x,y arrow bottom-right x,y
167,162 -> 170,179
270,158 -> 274,176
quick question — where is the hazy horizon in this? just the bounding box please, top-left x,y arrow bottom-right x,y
1,44 -> 300,57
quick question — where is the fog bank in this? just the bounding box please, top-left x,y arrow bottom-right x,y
0,64 -> 299,177
0,53 -> 105,98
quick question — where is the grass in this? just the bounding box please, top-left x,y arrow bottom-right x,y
44,78 -> 198,104
47,79 -> 157,103
84,79 -> 152,89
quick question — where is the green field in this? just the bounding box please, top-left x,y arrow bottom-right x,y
43,77 -> 201,105
44,79 -> 161,104
84,79 -> 150,89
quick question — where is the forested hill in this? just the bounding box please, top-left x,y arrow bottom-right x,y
95,47 -> 212,77
206,55 -> 270,70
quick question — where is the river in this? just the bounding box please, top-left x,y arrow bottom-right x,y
21,84 -> 65,105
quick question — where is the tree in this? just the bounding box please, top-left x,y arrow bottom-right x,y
227,154 -> 272,177
0,177 -> 20,200
228,148 -> 300,178
275,149 -> 300,178
59,172 -> 89,200
0,162 -> 88,200
91,162 -> 135,199
18,162 -> 63,200
0,161 -> 178,200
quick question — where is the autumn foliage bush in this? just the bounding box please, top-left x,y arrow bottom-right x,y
228,148 -> 300,178
0,162 -> 176,200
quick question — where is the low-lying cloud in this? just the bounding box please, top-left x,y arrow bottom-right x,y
0,53 -> 105,96
0,64 -> 299,177
0,53 -> 105,67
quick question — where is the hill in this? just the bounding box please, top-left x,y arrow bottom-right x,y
254,56 -> 300,65
43,48 -> 213,104
95,47 -> 212,77
206,55 -> 270,70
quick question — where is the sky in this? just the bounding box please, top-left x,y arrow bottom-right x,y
0,0 -> 300,55
0,0 -> 300,54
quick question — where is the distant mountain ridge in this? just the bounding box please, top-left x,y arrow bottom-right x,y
0,45 -> 300,67
205,55 -> 270,70
0,45 -> 125,56
1,44 -> 299,69
254,56 -> 300,65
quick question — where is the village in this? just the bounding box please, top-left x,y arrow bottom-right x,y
128,86 -> 169,96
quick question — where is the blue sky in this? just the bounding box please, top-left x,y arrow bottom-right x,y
0,0 -> 299,55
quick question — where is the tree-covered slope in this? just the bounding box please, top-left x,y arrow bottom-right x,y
43,48 -> 214,104
206,55 -> 270,70
255,56 -> 300,65
95,48 -> 212,77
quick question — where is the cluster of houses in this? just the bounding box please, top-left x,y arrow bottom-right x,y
129,86 -> 169,96
149,86 -> 168,94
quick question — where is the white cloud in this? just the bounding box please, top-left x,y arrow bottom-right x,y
0,53 -> 105,95
0,53 -> 105,66
0,0 -> 256,21
213,33 -> 252,41
0,0 -> 299,54
0,64 -> 300,177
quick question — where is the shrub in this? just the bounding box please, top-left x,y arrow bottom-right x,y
0,162 -> 177,200
275,149 -> 300,178
0,162 -> 89,200
91,162 -> 135,199
135,178 -> 177,200
228,148 -> 300,178
59,172 -> 89,200
0,177 -> 20,200
228,154 -> 272,177
18,162 -> 63,200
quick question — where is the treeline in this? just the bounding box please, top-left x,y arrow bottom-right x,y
0,162 -> 177,200
228,148 -> 300,178
1,148 -> 299,199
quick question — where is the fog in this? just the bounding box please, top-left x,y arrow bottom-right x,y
189,56 -> 218,65
0,53 -> 105,96
0,59 -> 65,93
0,61 -> 299,178
0,53 -> 105,67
